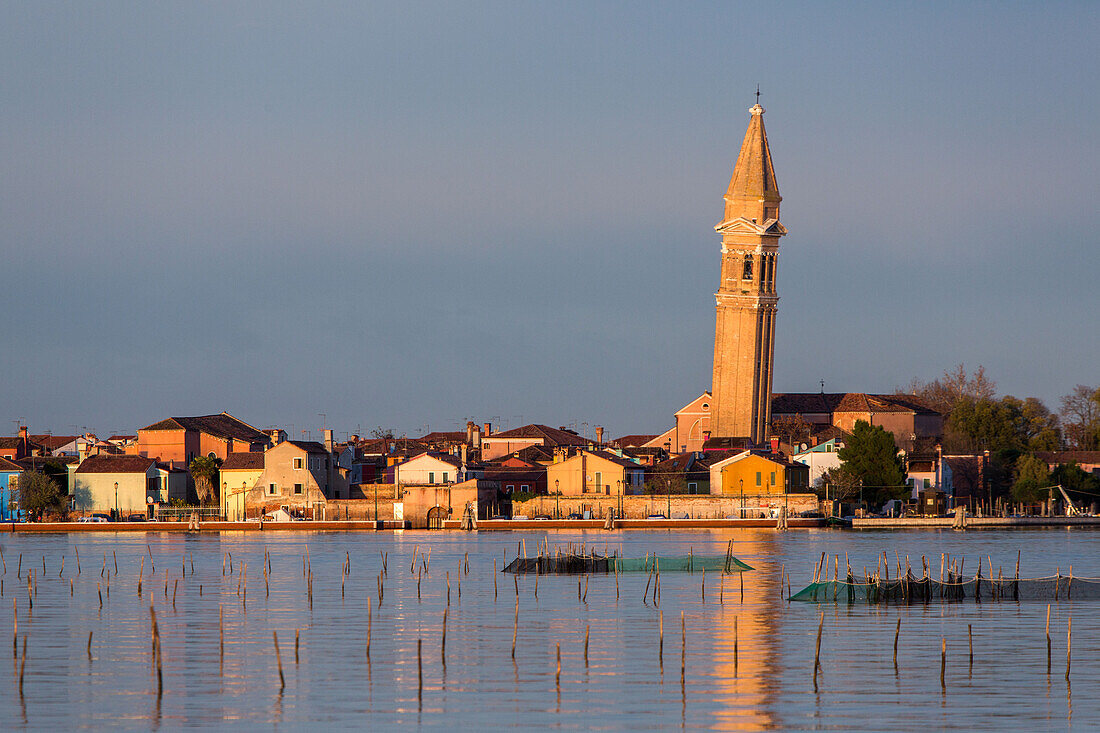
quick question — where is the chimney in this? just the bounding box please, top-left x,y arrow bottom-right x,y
595,426 -> 604,446
466,421 -> 474,445
460,444 -> 468,469
484,422 -> 492,436
269,429 -> 282,445
703,430 -> 711,442
471,423 -> 482,448
770,436 -> 780,454
323,429 -> 335,454
350,434 -> 359,443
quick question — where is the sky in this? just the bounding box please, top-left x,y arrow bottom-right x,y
2,2 -> 1098,441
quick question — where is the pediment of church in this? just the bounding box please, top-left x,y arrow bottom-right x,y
714,217 -> 787,236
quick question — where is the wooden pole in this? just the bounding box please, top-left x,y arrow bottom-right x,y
659,610 -> 664,669
1046,604 -> 1051,674
814,612 -> 823,685
441,609 -> 448,667
1066,616 -> 1072,681
417,638 -> 423,694
968,623 -> 973,668
584,624 -> 589,667
511,600 -> 518,658
494,559 -> 498,600
273,631 -> 285,690
893,618 -> 900,669
367,598 -> 372,659
219,604 -> 224,668
733,615 -> 738,675
680,611 -> 686,686
940,638 -> 946,690
295,629 -> 300,664
87,630 -> 93,661
556,642 -> 561,687
18,635 -> 26,696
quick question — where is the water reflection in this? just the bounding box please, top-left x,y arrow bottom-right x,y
0,529 -> 1096,728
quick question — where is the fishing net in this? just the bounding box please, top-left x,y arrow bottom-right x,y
503,553 -> 753,575
790,573 -> 1100,604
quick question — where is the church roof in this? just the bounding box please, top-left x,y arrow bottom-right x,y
720,103 -> 781,225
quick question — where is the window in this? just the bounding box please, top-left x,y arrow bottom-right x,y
742,257 -> 753,280
294,484 -> 303,495
595,472 -> 602,494
520,484 -> 529,491
428,472 -> 435,484
756,471 -> 761,486
770,471 -> 776,486
442,472 -> 449,484
687,482 -> 698,494
293,458 -> 303,470
923,478 -> 931,489
267,483 -> 277,496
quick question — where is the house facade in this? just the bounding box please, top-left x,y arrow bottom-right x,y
0,457 -> 21,521
220,451 -> 265,521
393,452 -> 466,486
709,451 -> 810,498
137,412 -> 270,466
791,438 -> 843,489
245,440 -> 346,516
481,424 -> 590,461
70,455 -> 187,517
545,450 -> 645,496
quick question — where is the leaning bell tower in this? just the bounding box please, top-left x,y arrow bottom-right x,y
710,102 -> 786,444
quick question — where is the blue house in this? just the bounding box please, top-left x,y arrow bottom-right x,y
0,457 -> 21,521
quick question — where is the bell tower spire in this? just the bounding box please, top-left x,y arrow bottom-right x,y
710,101 -> 787,444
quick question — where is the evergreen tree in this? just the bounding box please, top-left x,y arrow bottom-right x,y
836,420 -> 907,507
1011,454 -> 1050,504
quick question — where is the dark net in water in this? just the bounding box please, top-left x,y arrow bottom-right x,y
790,573 -> 1100,604
503,553 -> 753,575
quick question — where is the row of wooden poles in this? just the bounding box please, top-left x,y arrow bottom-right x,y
811,604 -> 1075,691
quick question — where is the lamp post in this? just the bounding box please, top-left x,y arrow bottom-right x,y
617,479 -> 622,519
739,478 -> 744,520
114,481 -> 118,521
555,479 -> 560,519
222,482 -> 227,521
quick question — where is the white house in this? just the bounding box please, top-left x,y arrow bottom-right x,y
394,452 -> 466,486
792,438 -> 843,489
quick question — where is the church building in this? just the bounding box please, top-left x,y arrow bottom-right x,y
710,102 -> 786,444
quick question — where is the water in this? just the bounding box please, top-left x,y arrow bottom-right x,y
0,527 -> 1096,730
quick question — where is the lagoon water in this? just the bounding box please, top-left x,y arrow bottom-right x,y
0,527 -> 1096,730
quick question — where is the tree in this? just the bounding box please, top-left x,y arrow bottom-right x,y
771,415 -> 812,446
836,420 -> 907,506
818,466 -> 861,502
1060,385 -> 1100,450
900,364 -> 996,416
370,427 -> 396,440
189,455 -> 221,506
1011,454 -> 1050,504
1051,462 -> 1100,501
644,472 -> 690,495
17,471 -> 65,521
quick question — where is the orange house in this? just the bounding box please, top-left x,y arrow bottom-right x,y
137,413 -> 270,467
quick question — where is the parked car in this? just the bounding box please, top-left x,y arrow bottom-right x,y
567,513 -> 583,520
78,515 -> 110,523
125,514 -> 147,522
647,513 -> 666,519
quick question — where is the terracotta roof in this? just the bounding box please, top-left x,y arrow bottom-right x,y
221,452 -> 265,470
610,435 -> 659,448
771,392 -> 940,417
286,440 -> 328,454
140,413 -> 269,444
30,435 -> 79,450
585,450 -> 644,469
0,437 -> 34,449
771,393 -> 847,414
14,455 -> 78,470
417,431 -> 467,443
0,457 -> 22,472
405,451 -> 463,468
75,455 -> 157,474
702,436 -> 755,451
1034,452 -> 1100,465
487,424 -> 590,446
810,425 -> 852,443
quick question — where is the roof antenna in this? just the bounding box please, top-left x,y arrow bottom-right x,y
820,379 -> 825,394
755,84 -> 761,105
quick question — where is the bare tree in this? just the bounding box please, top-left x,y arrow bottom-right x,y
899,364 -> 996,416
1060,385 -> 1100,449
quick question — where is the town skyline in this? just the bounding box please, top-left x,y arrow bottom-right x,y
2,3 -> 1098,435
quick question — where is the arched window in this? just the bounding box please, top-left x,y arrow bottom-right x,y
742,256 -> 754,280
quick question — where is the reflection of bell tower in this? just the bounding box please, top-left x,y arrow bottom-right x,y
711,102 -> 786,444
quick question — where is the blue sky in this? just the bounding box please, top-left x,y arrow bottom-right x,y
2,2 -> 1097,440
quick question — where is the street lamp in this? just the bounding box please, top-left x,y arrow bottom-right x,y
739,478 -> 744,520
555,479 -> 560,519
114,481 -> 118,520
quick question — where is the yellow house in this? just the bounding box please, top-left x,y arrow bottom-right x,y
545,450 -> 645,495
220,451 -> 264,520
709,451 -> 809,497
